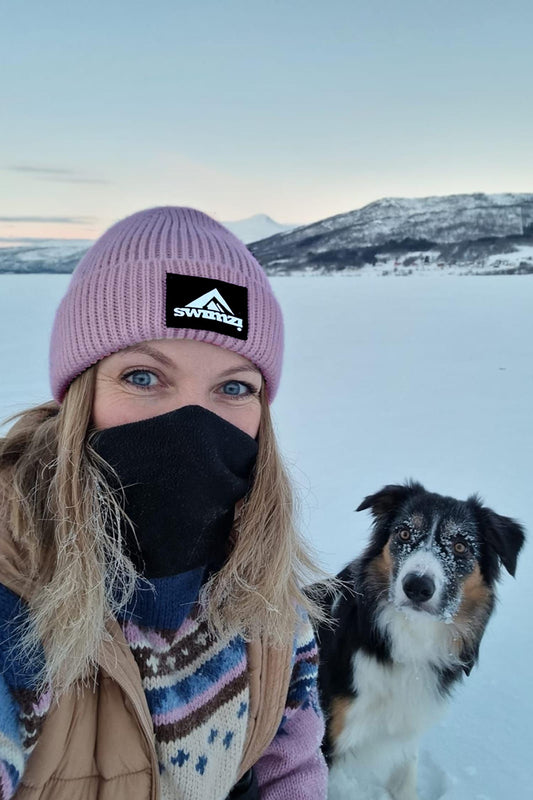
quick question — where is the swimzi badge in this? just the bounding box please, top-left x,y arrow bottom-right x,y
165,274 -> 248,340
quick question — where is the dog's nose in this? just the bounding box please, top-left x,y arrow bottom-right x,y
402,573 -> 436,604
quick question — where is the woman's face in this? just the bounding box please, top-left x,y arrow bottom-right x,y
92,339 -> 262,438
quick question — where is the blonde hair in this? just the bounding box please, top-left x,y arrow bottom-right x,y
0,367 -> 326,694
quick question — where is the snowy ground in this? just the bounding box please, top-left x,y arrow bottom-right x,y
1,274 -> 532,799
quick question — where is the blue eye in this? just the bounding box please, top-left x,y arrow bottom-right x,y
221,380 -> 251,396
123,370 -> 158,388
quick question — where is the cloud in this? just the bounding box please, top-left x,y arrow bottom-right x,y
36,176 -> 110,184
7,165 -> 72,175
5,165 -> 109,184
0,216 -> 95,224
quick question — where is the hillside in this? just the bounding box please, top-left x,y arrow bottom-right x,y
2,195 -> 533,275
249,193 -> 533,275
0,214 -> 297,273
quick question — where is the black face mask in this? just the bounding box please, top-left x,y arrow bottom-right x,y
90,405 -> 258,578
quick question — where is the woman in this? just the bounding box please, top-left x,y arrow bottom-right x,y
0,207 -> 328,799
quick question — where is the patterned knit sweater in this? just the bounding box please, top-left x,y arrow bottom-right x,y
0,568 -> 328,799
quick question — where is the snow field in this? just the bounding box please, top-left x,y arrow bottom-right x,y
1,274 -> 532,799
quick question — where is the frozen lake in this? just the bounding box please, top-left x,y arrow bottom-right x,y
1,273 -> 532,799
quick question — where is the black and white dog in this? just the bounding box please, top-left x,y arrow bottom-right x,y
315,482 -> 525,800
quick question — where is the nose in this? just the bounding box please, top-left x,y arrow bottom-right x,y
402,573 -> 436,604
165,385 -> 213,415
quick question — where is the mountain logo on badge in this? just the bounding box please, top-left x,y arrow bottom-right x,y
173,288 -> 243,332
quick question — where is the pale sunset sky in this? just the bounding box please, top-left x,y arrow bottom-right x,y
1,0 -> 532,241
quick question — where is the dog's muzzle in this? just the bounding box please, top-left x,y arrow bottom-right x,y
394,550 -> 446,614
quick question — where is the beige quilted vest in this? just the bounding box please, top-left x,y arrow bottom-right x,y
0,519 -> 293,800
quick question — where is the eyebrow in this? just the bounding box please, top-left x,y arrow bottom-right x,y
217,365 -> 262,381
117,343 -> 262,380
118,343 -> 175,368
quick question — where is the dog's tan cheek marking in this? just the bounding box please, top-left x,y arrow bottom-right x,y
329,695 -> 354,745
367,540 -> 393,586
454,562 -> 493,637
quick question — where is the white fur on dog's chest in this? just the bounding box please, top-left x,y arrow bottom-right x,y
330,609 -> 457,799
330,654 -> 447,799
341,652 -> 445,750
339,606 -> 457,754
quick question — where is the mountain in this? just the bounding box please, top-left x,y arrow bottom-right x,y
2,196 -> 533,275
0,214 -> 298,273
222,214 -> 298,243
0,239 -> 93,274
248,193 -> 533,276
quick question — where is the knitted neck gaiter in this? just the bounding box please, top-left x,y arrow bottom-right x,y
90,405 -> 258,578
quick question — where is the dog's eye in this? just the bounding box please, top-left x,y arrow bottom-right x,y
398,529 -> 411,542
454,541 -> 468,555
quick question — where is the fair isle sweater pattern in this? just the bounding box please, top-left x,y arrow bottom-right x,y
0,571 -> 328,800
0,585 -> 53,799
121,615 -> 250,800
253,619 -> 328,798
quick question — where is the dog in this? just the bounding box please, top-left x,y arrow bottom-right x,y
314,482 -> 525,800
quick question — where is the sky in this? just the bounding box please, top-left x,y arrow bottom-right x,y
1,0 -> 532,240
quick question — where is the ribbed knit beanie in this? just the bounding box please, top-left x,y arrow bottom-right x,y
49,206 -> 284,402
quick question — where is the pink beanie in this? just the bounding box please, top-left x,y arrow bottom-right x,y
49,206 -> 284,402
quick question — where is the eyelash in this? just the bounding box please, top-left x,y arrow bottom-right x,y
121,369 -> 260,399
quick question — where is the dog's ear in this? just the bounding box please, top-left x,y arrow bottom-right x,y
356,482 -> 424,517
471,499 -> 526,577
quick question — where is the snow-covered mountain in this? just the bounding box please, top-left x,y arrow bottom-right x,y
2,195 -> 533,275
0,214 -> 298,273
249,193 -> 533,276
222,214 -> 298,243
0,239 -> 93,274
